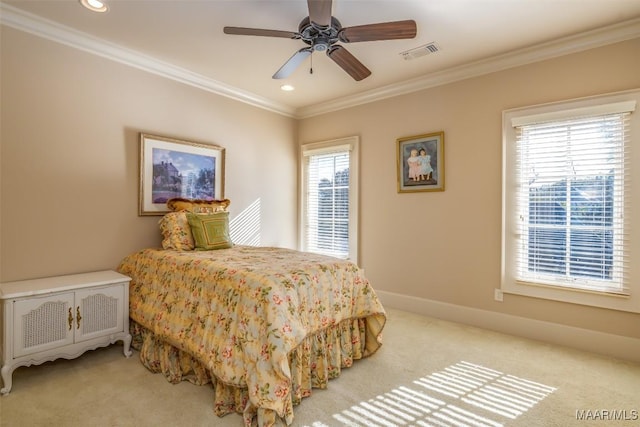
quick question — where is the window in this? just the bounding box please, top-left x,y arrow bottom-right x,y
502,90 -> 639,313
300,136 -> 359,261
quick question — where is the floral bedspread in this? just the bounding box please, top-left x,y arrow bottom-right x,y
118,246 -> 386,423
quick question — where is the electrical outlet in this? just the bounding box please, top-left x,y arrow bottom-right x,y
494,289 -> 504,302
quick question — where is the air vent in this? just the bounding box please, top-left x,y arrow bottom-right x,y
400,42 -> 440,61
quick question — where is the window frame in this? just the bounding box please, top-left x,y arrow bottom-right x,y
502,90 -> 640,313
299,136 -> 359,262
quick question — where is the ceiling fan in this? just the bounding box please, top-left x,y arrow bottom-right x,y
223,0 -> 417,81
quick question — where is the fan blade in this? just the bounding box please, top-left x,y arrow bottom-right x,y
273,48 -> 312,79
338,20 -> 417,43
307,0 -> 332,27
326,45 -> 371,81
223,27 -> 298,39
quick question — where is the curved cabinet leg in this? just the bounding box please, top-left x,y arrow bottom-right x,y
1,364 -> 13,395
123,334 -> 133,358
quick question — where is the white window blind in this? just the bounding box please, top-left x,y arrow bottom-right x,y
513,109 -> 632,295
301,138 -> 358,260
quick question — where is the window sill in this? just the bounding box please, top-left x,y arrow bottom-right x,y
501,280 -> 639,313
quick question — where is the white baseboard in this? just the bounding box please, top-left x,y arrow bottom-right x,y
377,290 -> 640,364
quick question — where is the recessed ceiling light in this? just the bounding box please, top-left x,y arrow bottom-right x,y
281,85 -> 295,92
80,0 -> 108,13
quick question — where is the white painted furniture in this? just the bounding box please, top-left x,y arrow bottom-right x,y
0,270 -> 132,394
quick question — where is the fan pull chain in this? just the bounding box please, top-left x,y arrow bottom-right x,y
310,51 -> 313,75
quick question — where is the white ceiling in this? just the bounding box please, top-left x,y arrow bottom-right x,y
3,0 -> 640,117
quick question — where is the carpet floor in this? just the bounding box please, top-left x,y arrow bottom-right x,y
1,308 -> 638,426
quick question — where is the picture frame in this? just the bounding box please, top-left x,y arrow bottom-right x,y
396,131 -> 445,193
139,133 -> 225,216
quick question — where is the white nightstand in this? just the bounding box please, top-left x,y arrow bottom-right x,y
0,270 -> 132,394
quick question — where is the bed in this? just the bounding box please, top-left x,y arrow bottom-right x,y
117,199 -> 386,426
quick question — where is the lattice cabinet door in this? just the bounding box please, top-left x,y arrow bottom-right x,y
13,293 -> 75,358
74,285 -> 125,343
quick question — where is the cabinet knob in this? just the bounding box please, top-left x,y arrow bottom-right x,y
68,307 -> 73,330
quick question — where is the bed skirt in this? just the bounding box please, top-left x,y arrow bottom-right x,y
130,315 -> 381,426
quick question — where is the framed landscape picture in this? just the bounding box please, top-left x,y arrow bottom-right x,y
139,133 -> 225,215
396,131 -> 445,193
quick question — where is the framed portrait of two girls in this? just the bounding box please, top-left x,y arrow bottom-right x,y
396,131 -> 445,193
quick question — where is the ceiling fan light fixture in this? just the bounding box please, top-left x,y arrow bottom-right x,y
280,85 -> 295,91
313,40 -> 329,52
80,0 -> 108,13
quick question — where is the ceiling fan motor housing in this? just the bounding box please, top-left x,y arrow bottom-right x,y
299,16 -> 342,51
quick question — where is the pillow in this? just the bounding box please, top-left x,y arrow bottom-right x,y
186,211 -> 233,250
158,211 -> 195,251
167,198 -> 230,214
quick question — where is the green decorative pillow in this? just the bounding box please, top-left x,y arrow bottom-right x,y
186,212 -> 233,250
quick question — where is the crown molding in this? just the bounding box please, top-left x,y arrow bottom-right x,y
296,17 -> 640,119
0,3 -> 297,118
2,2 -> 638,120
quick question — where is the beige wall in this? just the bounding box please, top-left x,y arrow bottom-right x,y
0,28 -> 298,282
298,38 -> 640,340
2,25 -> 639,343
